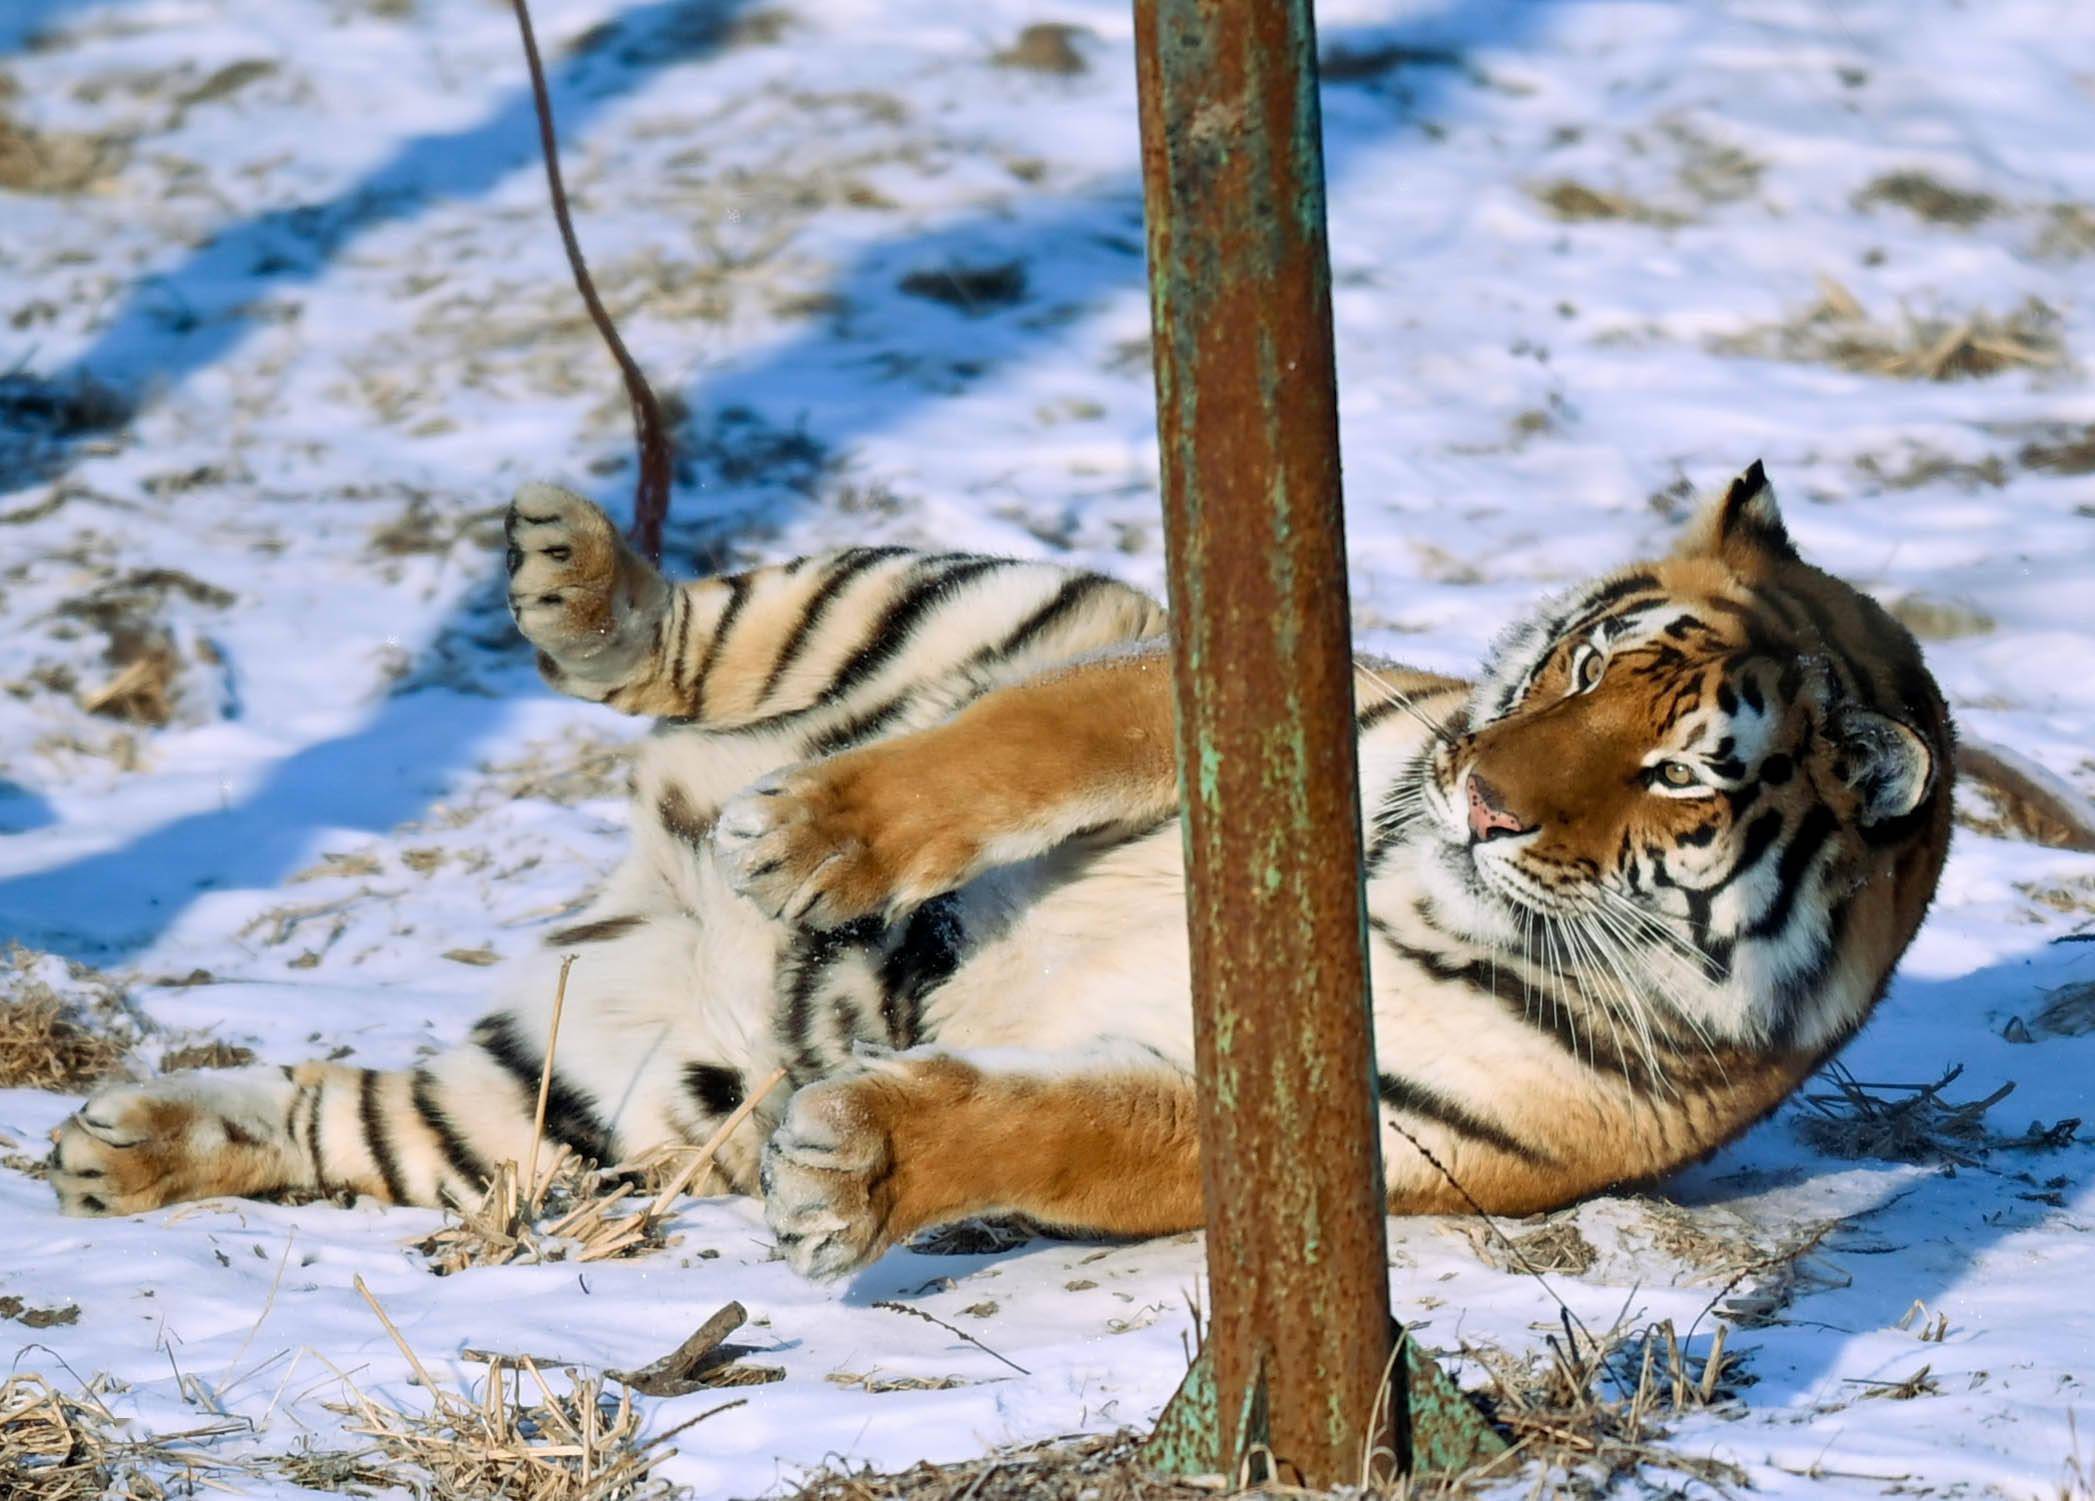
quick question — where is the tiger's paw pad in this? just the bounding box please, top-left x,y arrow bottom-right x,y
506,484 -> 632,661
760,1075 -> 895,1280
715,764 -> 950,929
49,1071 -> 295,1217
50,1082 -> 215,1216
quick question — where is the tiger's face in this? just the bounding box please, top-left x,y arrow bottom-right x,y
1405,464 -> 1951,1049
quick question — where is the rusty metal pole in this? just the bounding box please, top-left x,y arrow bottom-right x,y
1132,0 -> 1395,1487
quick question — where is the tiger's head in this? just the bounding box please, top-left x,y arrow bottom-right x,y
1408,462 -> 1953,1054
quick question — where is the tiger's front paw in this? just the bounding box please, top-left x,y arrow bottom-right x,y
506,484 -> 665,675
715,756 -> 975,929
49,1070 -> 302,1216
760,1072 -> 900,1279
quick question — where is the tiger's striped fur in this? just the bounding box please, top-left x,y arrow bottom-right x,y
52,465 -> 1959,1279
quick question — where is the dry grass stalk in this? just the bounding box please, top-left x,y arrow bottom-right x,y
526,955 -> 581,1205
1854,170 -> 1999,226
416,1064 -> 788,1275
0,1375 -> 107,1501
825,1370 -> 969,1395
416,1153 -> 658,1275
1459,1312 -> 1744,1495
0,990 -> 128,1092
158,1040 -> 255,1072
1714,278 -> 2064,381
1795,1061 -> 2041,1165
1459,1215 -> 1596,1277
789,1430 -> 1236,1500
0,1373 -> 277,1498
77,643 -> 179,727
2059,1413 -> 2095,1501
1530,179 -> 1684,228
0,946 -> 131,1091
1630,1203 -> 1849,1331
0,112 -> 118,194
482,733 -> 634,807
340,1278 -> 715,1500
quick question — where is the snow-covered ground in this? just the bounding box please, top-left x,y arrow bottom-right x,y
3,0 -> 2093,1494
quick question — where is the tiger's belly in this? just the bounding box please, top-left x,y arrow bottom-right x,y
920,823 -> 1197,1067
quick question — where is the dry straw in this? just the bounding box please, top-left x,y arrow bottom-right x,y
0,944 -> 131,1091
418,952 -> 787,1274
338,1276 -> 730,1501
1714,277 -> 2063,381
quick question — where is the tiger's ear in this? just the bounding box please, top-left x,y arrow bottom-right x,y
1834,707 -> 1935,825
1674,461 -> 1799,564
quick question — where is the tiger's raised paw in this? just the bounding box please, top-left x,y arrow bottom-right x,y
506,484 -> 667,677
715,755 -> 977,929
49,1069 -> 305,1217
760,1069 -> 903,1279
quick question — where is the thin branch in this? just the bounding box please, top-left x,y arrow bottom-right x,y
873,1301 -> 1031,1376
507,0 -> 674,563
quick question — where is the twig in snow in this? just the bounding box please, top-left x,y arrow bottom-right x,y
873,1301 -> 1030,1376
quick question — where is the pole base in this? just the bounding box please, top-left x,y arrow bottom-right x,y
1140,1324 -> 1506,1483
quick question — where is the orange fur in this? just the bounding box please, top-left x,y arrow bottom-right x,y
779,1056 -> 1207,1265
734,648 -> 1182,924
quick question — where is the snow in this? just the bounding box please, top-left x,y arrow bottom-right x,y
2,0 -> 2093,1494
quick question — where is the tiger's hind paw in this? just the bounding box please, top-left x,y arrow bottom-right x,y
49,1069 -> 303,1216
506,484 -> 665,677
760,1070 -> 900,1279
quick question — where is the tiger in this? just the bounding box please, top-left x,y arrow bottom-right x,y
49,462 -> 1959,1280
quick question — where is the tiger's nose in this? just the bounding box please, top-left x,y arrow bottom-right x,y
1466,772 -> 1531,842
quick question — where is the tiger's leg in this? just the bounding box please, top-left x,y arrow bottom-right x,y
716,646 -> 1181,927
760,1046 -> 1204,1280
506,484 -> 1166,724
50,910 -> 780,1215
48,1049 -> 555,1215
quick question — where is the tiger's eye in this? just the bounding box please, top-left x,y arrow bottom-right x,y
1658,761 -> 1696,787
1577,652 -> 1603,689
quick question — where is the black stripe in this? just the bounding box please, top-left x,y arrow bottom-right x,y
805,690 -> 917,758
876,893 -> 966,1045
657,785 -> 713,847
1369,918 -> 1657,1090
1746,804 -> 1838,939
820,557 -> 1010,703
546,914 -> 644,947
1772,894 -> 1850,1048
1356,694 -> 1409,731
470,1014 -> 615,1165
360,1069 -> 409,1203
773,925 -> 879,1081
1716,809 -> 1785,892
305,1079 -> 327,1193
689,573 -> 752,721
668,590 -> 693,699
1377,1072 -> 1552,1164
759,548 -> 912,706
411,1068 -> 492,1195
966,573 -> 1114,668
1554,574 -> 1665,648
683,1063 -> 746,1117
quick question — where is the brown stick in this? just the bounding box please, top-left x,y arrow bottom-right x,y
507,0 -> 674,563
607,1302 -> 748,1396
